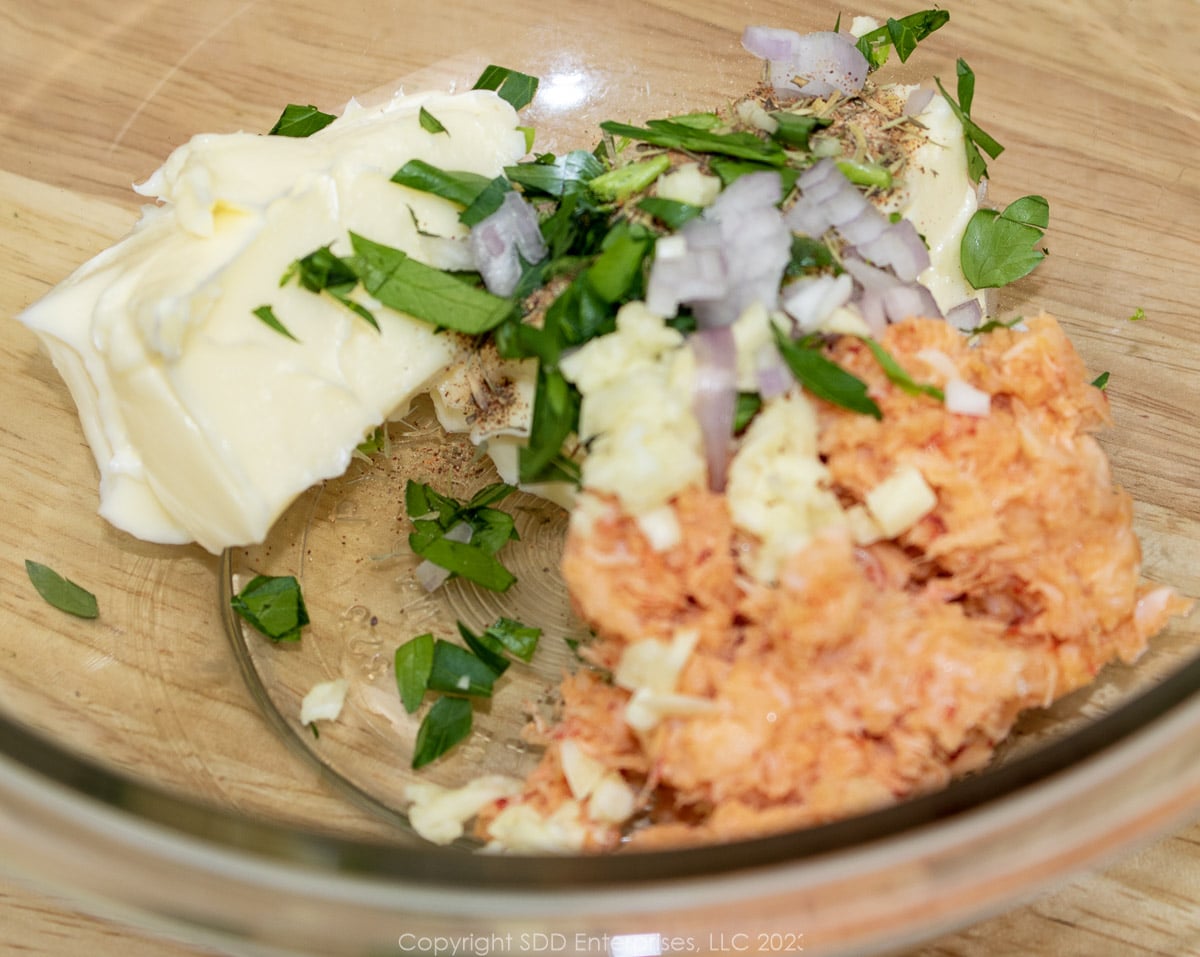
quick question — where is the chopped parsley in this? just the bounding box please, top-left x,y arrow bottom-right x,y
251,304 -> 299,342
412,696 -> 473,769
1092,371 -> 1111,390
25,560 -> 98,619
395,632 -> 435,713
406,480 -> 520,591
772,327 -> 882,419
935,59 -> 1005,182
1128,307 -> 1147,322
855,10 -> 951,70
419,107 -> 448,135
471,65 -> 540,111
399,617 -> 544,768
268,103 -> 336,137
863,338 -> 944,402
231,574 -> 309,643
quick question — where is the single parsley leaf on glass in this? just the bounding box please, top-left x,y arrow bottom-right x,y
251,305 -> 299,342
412,695 -> 474,769
483,617 -> 542,662
395,633 -> 435,713
268,103 -> 337,137
230,574 -> 309,642
471,65 -> 540,111
960,195 -> 1049,289
419,107 -> 448,135
427,639 -> 500,696
855,10 -> 950,70
25,560 -> 98,619
934,59 -> 1004,182
405,480 -> 520,591
456,622 -> 512,676
862,338 -> 944,401
772,326 -> 882,419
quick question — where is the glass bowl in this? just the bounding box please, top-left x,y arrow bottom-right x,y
2,0 -> 1199,954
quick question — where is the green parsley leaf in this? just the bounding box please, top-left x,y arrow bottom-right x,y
268,103 -> 337,137
483,617 -> 542,663
769,112 -> 832,150
855,10 -> 950,70
459,175 -> 514,227
708,157 -> 800,194
466,482 -> 519,510
412,695 -> 473,768
230,574 -> 308,643
390,160 -> 494,208
733,392 -> 764,433
519,365 -> 582,485
934,59 -> 1004,182
427,639 -> 499,696
405,480 -> 520,591
599,119 -> 787,166
25,560 -> 98,619
456,622 -> 511,677
418,107 -> 448,135
1092,371 -> 1110,390
346,232 -> 514,334
395,633 -> 435,713
471,65 -> 540,111
960,195 -> 1049,289
413,539 -> 515,593
587,154 -> 672,203
664,112 -> 723,130
585,222 -> 654,303
251,305 -> 299,342
772,326 -> 881,418
636,197 -> 703,230
355,425 -> 387,457
1128,307 -> 1147,322
862,338 -> 944,401
785,234 -> 835,276
505,150 -> 605,198
281,245 -> 381,330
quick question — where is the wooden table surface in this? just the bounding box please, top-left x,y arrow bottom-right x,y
2,0 -> 1199,953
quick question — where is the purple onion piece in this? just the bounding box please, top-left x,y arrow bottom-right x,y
469,191 -> 548,297
945,298 -> 984,331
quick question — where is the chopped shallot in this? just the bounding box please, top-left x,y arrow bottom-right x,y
945,298 -> 984,331
743,27 -> 869,98
646,171 -> 790,327
469,191 -> 548,297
